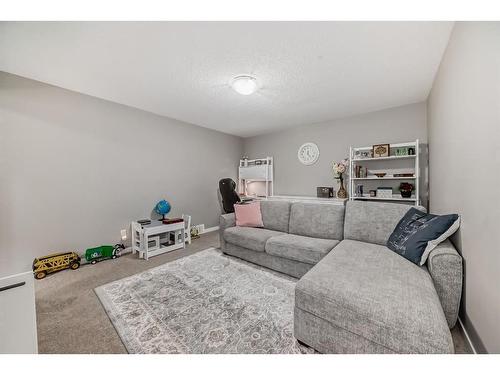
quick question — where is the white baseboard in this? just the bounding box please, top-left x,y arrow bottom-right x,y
458,316 -> 477,354
203,226 -> 219,233
121,246 -> 133,255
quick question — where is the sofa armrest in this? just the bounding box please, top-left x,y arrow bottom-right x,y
426,239 -> 463,328
219,213 -> 236,251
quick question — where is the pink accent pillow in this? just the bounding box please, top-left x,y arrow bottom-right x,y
234,202 -> 264,228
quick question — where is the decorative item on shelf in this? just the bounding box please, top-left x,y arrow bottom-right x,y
332,159 -> 349,198
399,182 -> 414,198
408,147 -> 416,155
395,147 -> 409,156
374,172 -> 387,178
355,185 -> 364,197
393,173 -> 415,177
155,199 -> 171,221
372,144 -> 390,158
317,187 -> 334,198
355,150 -> 372,159
376,187 -> 393,199
369,190 -> 377,197
360,150 -> 372,158
255,160 -> 262,165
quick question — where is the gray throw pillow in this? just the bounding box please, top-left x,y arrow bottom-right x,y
387,208 -> 460,265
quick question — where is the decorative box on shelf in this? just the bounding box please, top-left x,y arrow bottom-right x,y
376,187 -> 393,199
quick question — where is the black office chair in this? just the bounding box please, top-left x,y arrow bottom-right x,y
218,178 -> 241,214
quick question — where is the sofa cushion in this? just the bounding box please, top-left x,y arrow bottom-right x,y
260,200 -> 291,232
223,226 -> 282,252
224,242 -> 314,279
295,239 -> 454,353
289,203 -> 345,240
344,201 -> 422,246
265,234 -> 339,265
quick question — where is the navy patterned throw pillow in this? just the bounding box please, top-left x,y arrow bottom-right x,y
387,208 -> 460,265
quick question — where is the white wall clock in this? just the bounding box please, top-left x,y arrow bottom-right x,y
297,142 -> 320,165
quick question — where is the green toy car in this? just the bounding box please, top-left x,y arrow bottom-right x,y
85,244 -> 125,265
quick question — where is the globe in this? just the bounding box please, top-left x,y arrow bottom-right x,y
155,199 -> 171,220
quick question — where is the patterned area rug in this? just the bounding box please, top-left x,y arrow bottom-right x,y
95,248 -> 312,353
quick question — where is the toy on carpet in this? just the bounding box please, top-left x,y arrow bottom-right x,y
190,226 -> 201,239
32,252 -> 81,279
155,199 -> 171,220
85,244 -> 125,265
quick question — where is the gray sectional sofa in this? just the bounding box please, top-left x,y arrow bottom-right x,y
219,200 -> 463,354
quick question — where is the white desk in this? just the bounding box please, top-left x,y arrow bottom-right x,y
131,221 -> 185,260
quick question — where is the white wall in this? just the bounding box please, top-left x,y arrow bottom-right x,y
244,102 -> 428,204
427,22 -> 500,353
0,72 -> 243,277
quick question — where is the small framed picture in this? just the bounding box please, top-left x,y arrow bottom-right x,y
372,144 -> 390,158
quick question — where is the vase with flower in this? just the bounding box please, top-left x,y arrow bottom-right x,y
332,159 -> 349,198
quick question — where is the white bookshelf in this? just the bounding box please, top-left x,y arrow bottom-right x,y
349,140 -> 420,206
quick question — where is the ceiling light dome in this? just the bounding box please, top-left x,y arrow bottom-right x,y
232,75 -> 258,95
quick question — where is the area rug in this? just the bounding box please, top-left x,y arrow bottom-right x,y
95,248 -> 312,354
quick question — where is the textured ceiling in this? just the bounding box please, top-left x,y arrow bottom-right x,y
0,22 -> 453,137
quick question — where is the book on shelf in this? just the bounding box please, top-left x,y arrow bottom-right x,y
354,165 -> 368,178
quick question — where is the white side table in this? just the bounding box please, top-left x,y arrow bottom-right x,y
131,221 -> 185,260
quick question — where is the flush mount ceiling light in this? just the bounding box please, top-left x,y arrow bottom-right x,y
232,75 -> 258,95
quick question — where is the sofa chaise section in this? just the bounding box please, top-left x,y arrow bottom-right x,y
341,200 -> 463,328
295,239 -> 454,353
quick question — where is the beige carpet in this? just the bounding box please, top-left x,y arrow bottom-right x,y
35,231 -> 472,354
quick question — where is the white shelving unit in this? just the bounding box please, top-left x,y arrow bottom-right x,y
349,140 -> 420,206
238,156 -> 274,198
